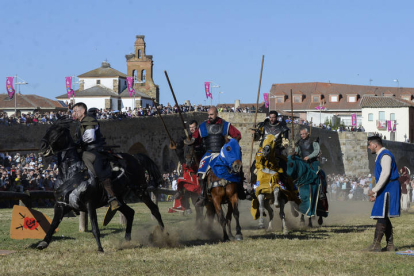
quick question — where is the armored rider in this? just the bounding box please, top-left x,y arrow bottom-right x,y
295,127 -> 320,172
193,106 -> 244,207
250,110 -> 290,200
72,102 -> 121,211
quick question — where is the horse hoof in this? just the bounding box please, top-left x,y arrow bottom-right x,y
283,229 -> 289,235
37,241 -> 48,250
125,233 -> 131,241
98,248 -> 104,253
318,217 -> 323,226
235,234 -> 243,241
258,224 -> 265,229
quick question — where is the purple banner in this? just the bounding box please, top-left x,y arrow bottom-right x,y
6,77 -> 15,99
387,120 -> 392,132
393,120 -> 396,132
315,105 -> 325,111
127,77 -> 135,97
264,93 -> 269,108
205,82 -> 212,99
351,113 -> 357,127
65,77 -> 75,99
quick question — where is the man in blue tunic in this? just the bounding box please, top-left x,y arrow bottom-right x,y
364,136 -> 400,252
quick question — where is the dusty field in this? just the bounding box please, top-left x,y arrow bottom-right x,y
0,199 -> 414,275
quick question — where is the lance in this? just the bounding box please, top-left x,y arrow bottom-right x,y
164,70 -> 191,142
152,99 -> 176,149
310,117 -> 313,136
290,89 -> 295,150
247,55 -> 265,184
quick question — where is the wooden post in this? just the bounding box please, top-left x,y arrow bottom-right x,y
79,211 -> 88,232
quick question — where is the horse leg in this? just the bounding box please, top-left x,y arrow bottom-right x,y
300,214 -> 305,226
226,202 -> 234,240
279,197 -> 288,235
87,203 -> 103,252
141,192 -> 165,231
273,187 -> 280,207
258,194 -> 265,229
230,192 -> 243,241
318,216 -> 323,226
212,193 -> 229,242
191,193 -> 204,229
308,217 -> 313,228
118,204 -> 135,241
263,197 -> 274,232
37,203 -> 71,250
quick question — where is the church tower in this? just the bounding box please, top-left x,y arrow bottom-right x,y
125,35 -> 159,102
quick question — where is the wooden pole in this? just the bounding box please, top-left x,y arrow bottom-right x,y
164,70 -> 190,140
310,117 -> 313,136
247,55 -> 265,184
152,99 -> 175,144
290,89 -> 295,150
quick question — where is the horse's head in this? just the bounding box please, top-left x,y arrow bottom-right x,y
40,118 -> 73,157
261,134 -> 281,159
220,138 -> 242,174
184,144 -> 197,167
286,155 -> 298,178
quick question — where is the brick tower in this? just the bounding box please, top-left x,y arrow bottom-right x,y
125,35 -> 159,102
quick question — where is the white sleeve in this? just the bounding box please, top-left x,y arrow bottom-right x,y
371,155 -> 392,195
83,128 -> 96,143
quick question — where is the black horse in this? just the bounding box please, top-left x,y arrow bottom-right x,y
36,118 -> 166,252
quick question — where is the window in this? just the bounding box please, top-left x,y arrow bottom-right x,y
294,96 -> 301,103
276,96 -> 284,103
390,113 -> 395,121
368,113 -> 373,121
348,95 -> 356,102
402,95 -> 410,101
141,70 -> 146,83
379,111 -> 385,120
138,49 -> 142,59
330,95 -> 338,102
96,80 -> 101,84
312,95 -> 320,102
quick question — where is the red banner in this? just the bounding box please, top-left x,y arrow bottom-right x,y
351,113 -> 357,127
264,93 -> 269,108
6,77 -> 15,99
65,77 -> 75,99
204,82 -> 212,99
127,77 -> 135,97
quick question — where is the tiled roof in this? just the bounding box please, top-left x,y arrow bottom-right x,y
56,85 -> 118,99
269,82 -> 414,111
119,88 -> 151,98
78,62 -> 127,78
0,94 -> 64,109
360,96 -> 414,108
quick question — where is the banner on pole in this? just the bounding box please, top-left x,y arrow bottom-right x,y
65,77 -> 75,99
392,120 -> 396,132
127,77 -> 135,97
387,120 -> 392,132
204,82 -> 212,99
6,77 -> 15,99
351,113 -> 357,127
264,93 -> 269,108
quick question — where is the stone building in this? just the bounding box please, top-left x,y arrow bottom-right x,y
0,93 -> 66,116
361,96 -> 414,142
269,82 -> 414,126
56,35 -> 158,111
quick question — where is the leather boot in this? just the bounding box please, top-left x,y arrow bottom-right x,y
195,177 -> 207,207
102,178 -> 121,211
362,222 -> 385,252
383,221 -> 395,251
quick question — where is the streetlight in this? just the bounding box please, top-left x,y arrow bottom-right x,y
14,75 -> 29,115
210,81 -> 220,106
393,79 -> 399,88
218,91 -> 224,106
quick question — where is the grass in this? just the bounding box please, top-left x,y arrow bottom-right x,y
0,200 -> 414,275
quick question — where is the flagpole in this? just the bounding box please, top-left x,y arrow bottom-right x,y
14,74 -> 17,115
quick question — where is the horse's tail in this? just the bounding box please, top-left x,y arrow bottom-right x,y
133,153 -> 163,185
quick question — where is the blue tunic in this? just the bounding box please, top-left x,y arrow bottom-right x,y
370,149 -> 401,218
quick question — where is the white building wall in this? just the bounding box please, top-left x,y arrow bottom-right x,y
361,107 -> 409,142
76,97 -> 109,111
82,77 -> 118,91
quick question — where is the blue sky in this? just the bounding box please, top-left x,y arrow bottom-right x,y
1,0 -> 413,106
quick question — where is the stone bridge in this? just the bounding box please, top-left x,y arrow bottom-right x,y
1,112 -> 412,176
